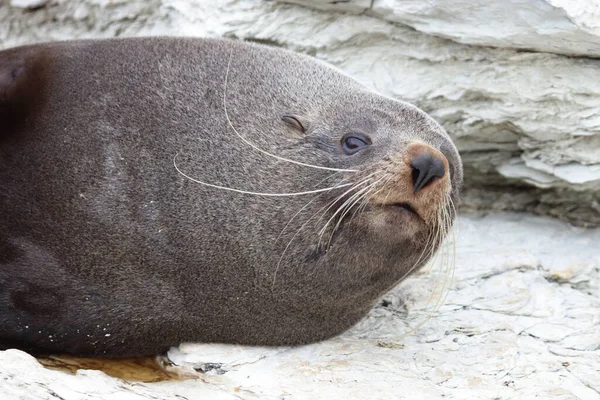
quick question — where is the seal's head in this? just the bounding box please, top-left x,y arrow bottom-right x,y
282,99 -> 461,248
194,41 -> 464,343
267,91 -> 461,304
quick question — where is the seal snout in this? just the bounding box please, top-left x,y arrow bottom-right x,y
366,141 -> 452,226
410,150 -> 446,192
407,143 -> 448,194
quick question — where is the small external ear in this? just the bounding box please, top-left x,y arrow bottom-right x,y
281,114 -> 307,133
1,49 -> 47,137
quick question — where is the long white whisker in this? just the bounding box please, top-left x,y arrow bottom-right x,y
314,171 -> 380,231
433,198 -> 456,313
174,153 -> 352,197
272,217 -> 314,288
276,172 -> 349,241
429,204 -> 451,316
318,180 -> 378,248
420,207 -> 446,314
272,174 -> 375,286
392,212 -> 445,340
327,178 -> 384,249
350,172 -> 393,222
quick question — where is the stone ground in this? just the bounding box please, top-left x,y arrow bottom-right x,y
1,212 -> 598,399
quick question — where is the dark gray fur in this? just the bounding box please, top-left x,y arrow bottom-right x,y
0,37 -> 462,357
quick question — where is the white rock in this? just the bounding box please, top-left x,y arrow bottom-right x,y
287,0 -> 600,58
10,0 -> 47,9
283,0 -> 371,14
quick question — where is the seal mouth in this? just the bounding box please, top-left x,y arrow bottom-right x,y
361,201 -> 419,214
369,202 -> 421,221
386,203 -> 420,218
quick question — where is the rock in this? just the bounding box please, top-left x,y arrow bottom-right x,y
10,0 -> 47,10
287,0 -> 600,57
0,213 -> 598,399
284,0 -> 371,14
279,0 -> 600,226
0,0 -> 598,225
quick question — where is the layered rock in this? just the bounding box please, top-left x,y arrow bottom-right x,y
278,0 -> 600,226
286,0 -> 600,57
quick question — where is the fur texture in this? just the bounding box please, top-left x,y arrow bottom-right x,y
0,37 -> 462,357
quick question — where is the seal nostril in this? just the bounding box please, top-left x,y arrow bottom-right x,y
410,152 -> 445,192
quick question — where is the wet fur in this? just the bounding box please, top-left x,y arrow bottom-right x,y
0,37 -> 462,356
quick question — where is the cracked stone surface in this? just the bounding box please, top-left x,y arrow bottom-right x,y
283,0 -> 600,57
1,0 -> 599,226
1,213 -> 599,399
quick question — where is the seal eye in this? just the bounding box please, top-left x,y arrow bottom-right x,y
341,133 -> 371,155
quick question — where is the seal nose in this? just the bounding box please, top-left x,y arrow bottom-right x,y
410,149 -> 446,192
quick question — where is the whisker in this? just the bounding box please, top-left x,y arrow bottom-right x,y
318,178 -> 382,249
434,197 -> 457,313
277,171 -> 350,241
390,213 -> 447,341
326,178 -> 384,249
272,218 -> 313,288
351,172 -> 394,221
391,211 -> 439,293
421,207 -> 447,313
173,153 -> 353,197
429,203 -> 452,316
411,195 -> 457,332
315,171 -> 380,224
272,174 -> 377,286
319,186 -> 370,249
390,199 -> 449,342
313,172 -> 381,245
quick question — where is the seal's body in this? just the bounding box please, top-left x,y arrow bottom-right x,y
0,37 -> 462,357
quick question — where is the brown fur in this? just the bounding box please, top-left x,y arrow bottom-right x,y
0,37 -> 462,357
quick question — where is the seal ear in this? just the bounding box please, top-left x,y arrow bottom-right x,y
281,114 -> 309,134
1,48 -> 48,138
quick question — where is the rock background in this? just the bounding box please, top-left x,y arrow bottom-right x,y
2,0 -> 600,226
1,1 -> 600,399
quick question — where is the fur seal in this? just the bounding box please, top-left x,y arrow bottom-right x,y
0,37 -> 462,357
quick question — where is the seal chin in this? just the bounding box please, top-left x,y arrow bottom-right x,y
362,202 -> 426,239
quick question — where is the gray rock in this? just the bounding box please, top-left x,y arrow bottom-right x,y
285,0 -> 600,57
10,0 -> 47,10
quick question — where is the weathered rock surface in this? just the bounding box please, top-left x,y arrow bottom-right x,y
1,0 -> 600,225
285,0 -> 600,57
1,213 -> 599,399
